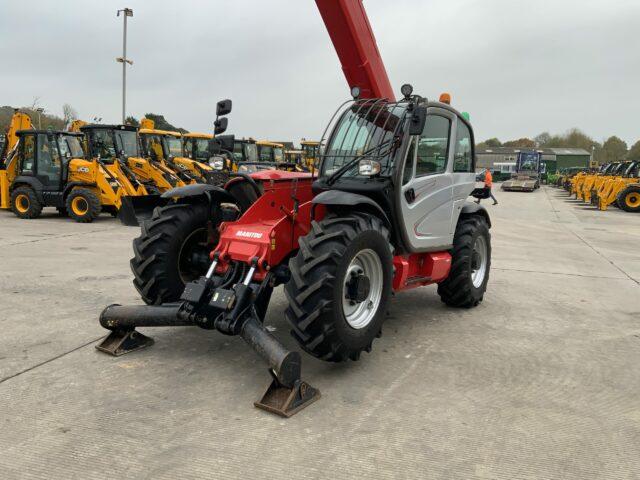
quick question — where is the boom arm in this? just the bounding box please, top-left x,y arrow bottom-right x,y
315,0 -> 395,101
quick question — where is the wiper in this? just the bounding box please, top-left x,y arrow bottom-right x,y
325,138 -> 395,186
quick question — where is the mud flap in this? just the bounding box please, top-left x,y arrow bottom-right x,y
254,370 -> 321,417
118,195 -> 166,226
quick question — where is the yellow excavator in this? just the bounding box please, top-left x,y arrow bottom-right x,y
0,112 -> 144,223
596,161 -> 640,212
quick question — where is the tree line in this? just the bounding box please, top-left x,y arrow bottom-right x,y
477,128 -> 639,163
0,102 -> 187,135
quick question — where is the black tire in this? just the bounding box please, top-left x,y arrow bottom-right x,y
10,186 -> 42,219
285,213 -> 393,362
130,202 -> 215,305
617,185 -> 640,212
438,216 -> 491,308
66,188 -> 101,223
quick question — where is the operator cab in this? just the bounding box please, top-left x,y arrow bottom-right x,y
313,91 -> 476,253
81,124 -> 140,164
13,130 -> 85,191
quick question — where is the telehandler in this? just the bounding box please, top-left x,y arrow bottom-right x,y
97,0 -> 492,417
300,139 -> 321,172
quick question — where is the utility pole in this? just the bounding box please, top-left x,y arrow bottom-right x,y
116,8 -> 134,124
35,108 -> 44,129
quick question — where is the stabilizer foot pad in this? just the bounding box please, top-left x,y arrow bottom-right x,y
254,375 -> 320,418
96,329 -> 154,356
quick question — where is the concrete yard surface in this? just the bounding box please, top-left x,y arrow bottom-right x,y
0,186 -> 639,479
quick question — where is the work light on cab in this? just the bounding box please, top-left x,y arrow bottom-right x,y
358,159 -> 381,176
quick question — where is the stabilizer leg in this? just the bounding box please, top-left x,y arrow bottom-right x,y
254,370 -> 321,418
96,329 -> 154,356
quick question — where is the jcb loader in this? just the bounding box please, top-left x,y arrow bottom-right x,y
139,119 -> 220,185
1,128 -> 139,223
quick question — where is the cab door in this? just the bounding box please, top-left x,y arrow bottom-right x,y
399,108 -> 455,251
35,133 -> 63,191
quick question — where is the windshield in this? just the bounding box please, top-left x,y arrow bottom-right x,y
165,136 -> 183,158
114,130 -> 139,157
259,145 -> 274,162
89,129 -> 117,160
321,101 -> 407,178
244,143 -> 258,162
58,135 -> 84,158
192,138 -> 210,161
274,147 -> 284,163
142,134 -> 165,161
303,144 -> 319,159
518,152 -> 539,171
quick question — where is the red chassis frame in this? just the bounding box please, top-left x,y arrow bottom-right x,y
213,171 -> 451,290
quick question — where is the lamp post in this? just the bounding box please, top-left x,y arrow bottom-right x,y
116,8 -> 134,124
35,107 -> 45,129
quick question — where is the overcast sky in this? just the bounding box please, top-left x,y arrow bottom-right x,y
1,0 -> 639,145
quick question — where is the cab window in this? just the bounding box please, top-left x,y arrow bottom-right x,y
416,115 -> 450,176
21,135 -> 36,172
453,121 -> 473,172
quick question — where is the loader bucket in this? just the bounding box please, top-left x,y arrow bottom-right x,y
118,195 -> 167,226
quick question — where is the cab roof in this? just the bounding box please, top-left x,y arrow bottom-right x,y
257,140 -> 284,147
16,130 -> 83,136
183,132 -> 213,139
80,124 -> 138,132
139,128 -> 181,137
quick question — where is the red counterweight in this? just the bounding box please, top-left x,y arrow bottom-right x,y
315,0 -> 395,101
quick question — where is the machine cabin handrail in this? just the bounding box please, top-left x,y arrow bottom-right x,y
315,0 -> 395,101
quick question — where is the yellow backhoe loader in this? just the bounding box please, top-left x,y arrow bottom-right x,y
1,116 -> 139,223
300,139 -> 321,173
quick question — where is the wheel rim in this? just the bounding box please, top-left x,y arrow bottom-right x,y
71,197 -> 89,216
15,194 -> 30,213
342,248 -> 383,329
177,227 -> 211,284
471,236 -> 488,288
626,192 -> 640,208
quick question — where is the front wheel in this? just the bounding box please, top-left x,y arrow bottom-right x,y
617,185 -> 640,212
285,213 -> 393,362
130,202 -> 217,305
438,216 -> 491,308
66,188 -> 101,223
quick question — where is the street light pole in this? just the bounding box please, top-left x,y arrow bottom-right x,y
116,8 -> 134,124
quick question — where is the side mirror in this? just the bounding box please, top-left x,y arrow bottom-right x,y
214,117 -> 228,135
209,134 -> 235,155
409,106 -> 427,135
216,99 -> 232,117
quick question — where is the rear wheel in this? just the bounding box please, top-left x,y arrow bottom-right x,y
10,187 -> 42,219
130,202 -> 217,305
438,216 -> 491,308
285,213 -> 393,362
617,185 -> 640,212
66,188 -> 101,223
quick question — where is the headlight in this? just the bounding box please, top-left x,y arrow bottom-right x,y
358,159 -> 381,176
209,157 -> 224,170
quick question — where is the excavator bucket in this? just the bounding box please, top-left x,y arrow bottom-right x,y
118,195 -> 166,226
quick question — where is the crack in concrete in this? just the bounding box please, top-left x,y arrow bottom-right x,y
493,267 -> 626,280
0,336 -> 103,385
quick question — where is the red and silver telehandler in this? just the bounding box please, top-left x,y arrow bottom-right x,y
97,0 -> 491,417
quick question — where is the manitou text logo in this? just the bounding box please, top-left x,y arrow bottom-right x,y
236,230 -> 263,239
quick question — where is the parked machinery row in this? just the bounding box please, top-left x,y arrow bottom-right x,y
554,161 -> 640,213
0,108 -> 321,225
